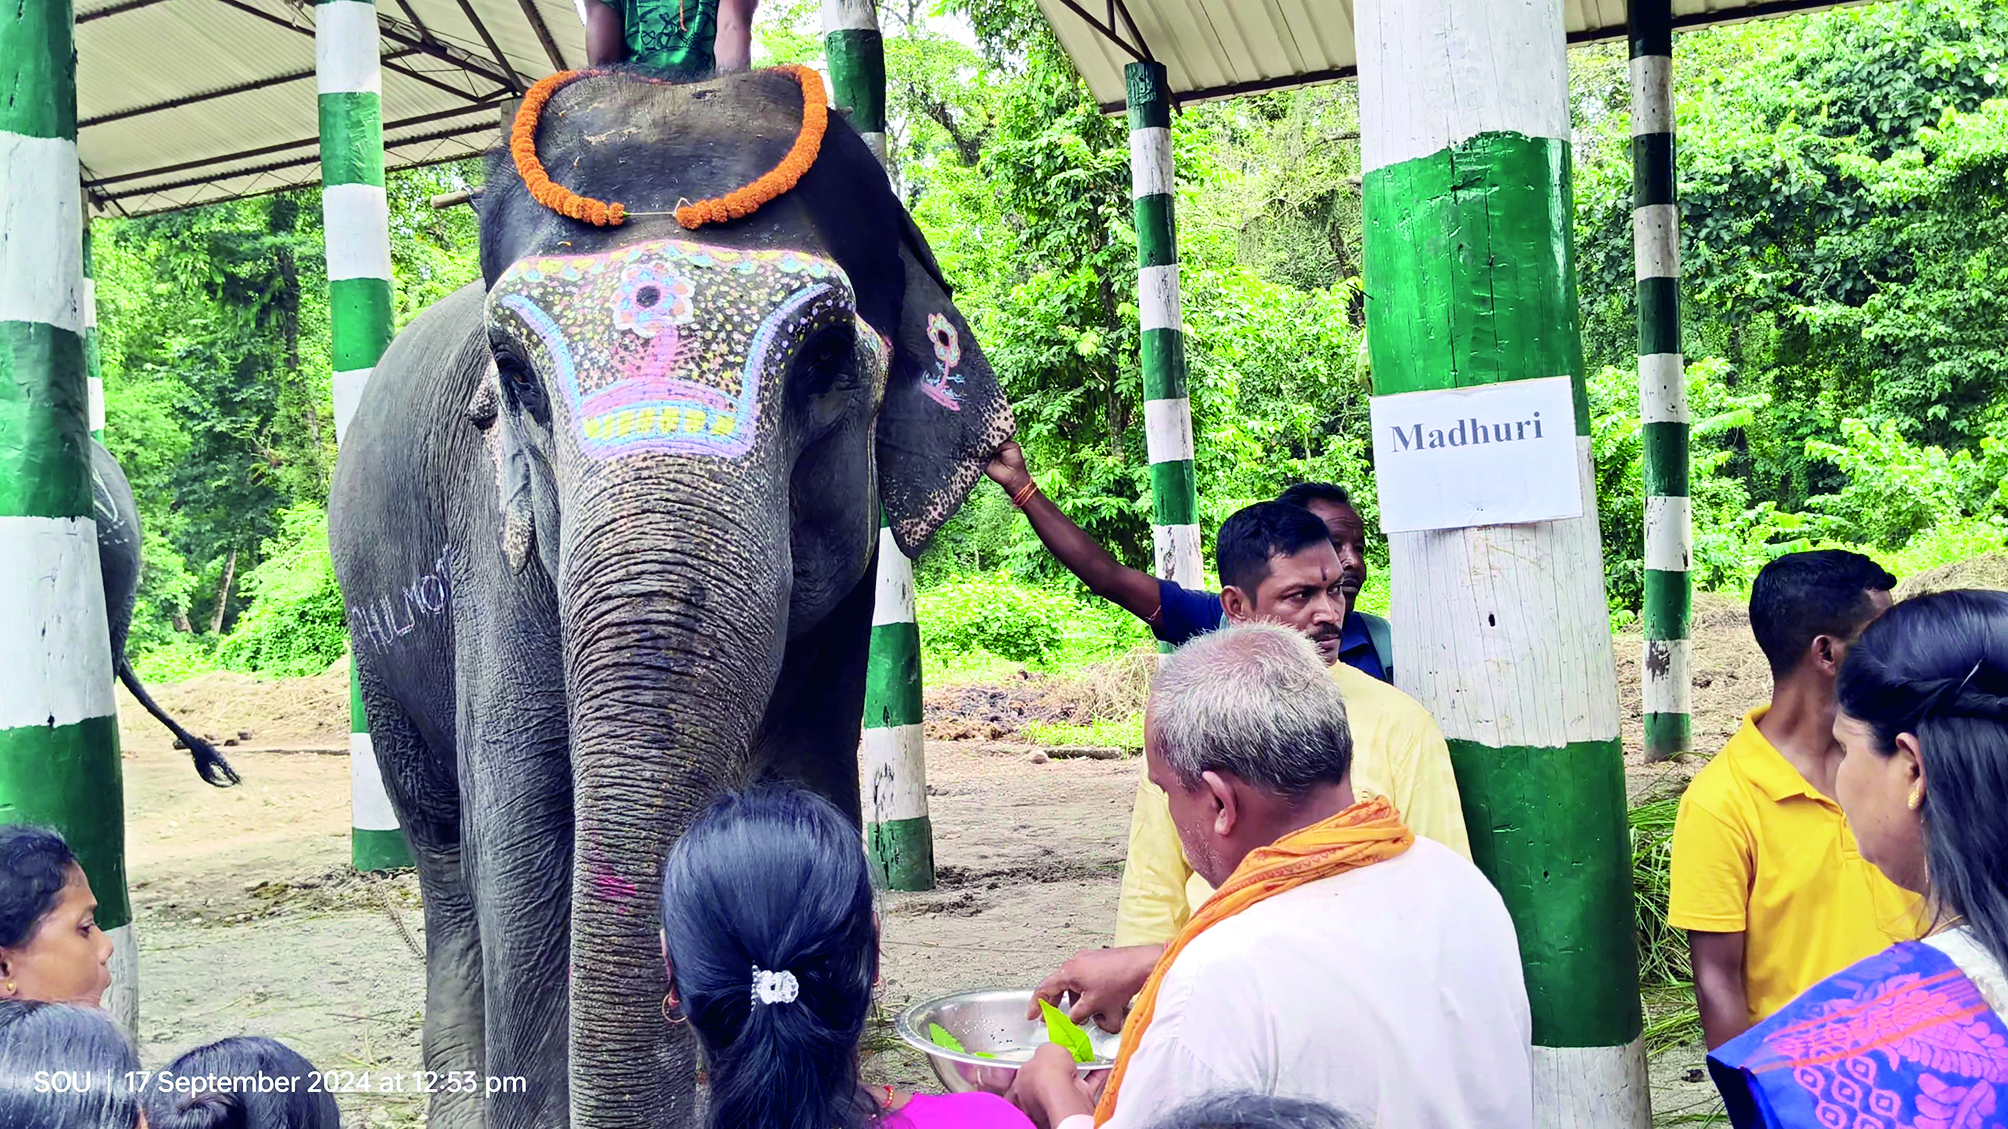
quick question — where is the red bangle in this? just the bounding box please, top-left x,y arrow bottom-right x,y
1011,480 -> 1039,508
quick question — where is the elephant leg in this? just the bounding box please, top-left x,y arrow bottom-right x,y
356,692 -> 486,1129
465,680 -> 573,1129
755,564 -> 875,825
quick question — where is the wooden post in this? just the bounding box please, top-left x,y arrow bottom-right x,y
1631,0 -> 1691,762
825,0 -> 935,891
0,0 -> 136,1035
1356,0 -> 1649,1122
1127,61 -> 1202,609
83,220 -> 105,442
318,0 -> 412,871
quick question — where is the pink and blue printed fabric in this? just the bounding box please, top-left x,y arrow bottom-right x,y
1710,941 -> 2008,1129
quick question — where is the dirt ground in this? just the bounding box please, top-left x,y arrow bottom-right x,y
127,562 -> 2008,1126
117,678 -> 1135,1126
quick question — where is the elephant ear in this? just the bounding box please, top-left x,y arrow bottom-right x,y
876,210 -> 1014,556
468,360 -> 537,573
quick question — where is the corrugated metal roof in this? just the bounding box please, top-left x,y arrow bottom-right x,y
78,0 -> 587,216
1037,0 -> 1876,113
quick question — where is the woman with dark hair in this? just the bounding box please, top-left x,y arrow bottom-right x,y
660,786 -> 1031,1129
1710,589 -> 2008,1127
144,1036 -> 339,1129
0,998 -> 143,1129
0,826 -> 114,1006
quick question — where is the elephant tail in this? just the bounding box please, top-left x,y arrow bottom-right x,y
116,656 -> 241,788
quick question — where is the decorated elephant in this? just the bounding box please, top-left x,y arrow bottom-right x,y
92,440 -> 238,787
327,67 -> 1010,1128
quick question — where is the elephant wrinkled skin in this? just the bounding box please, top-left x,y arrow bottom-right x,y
327,69 -> 1011,1129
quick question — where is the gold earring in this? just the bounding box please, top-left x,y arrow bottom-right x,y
1909,789 -> 1924,812
3,982 -> 13,994
661,994 -> 685,1026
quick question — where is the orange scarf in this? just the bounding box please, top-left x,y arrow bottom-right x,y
1093,796 -> 1414,1125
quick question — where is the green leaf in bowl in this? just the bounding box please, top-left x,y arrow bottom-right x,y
1038,998 -> 1097,1064
927,1022 -> 995,1058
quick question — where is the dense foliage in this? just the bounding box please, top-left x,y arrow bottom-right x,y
106,0 -> 2008,681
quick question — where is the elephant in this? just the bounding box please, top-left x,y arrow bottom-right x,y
327,67 -> 1011,1129
91,440 -> 239,787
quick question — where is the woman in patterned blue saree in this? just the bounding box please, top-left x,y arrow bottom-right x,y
1710,589 -> 2008,1129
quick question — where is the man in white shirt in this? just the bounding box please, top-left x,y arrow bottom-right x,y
1008,624 -> 1532,1129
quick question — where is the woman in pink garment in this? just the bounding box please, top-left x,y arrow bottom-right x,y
659,785 -> 1032,1129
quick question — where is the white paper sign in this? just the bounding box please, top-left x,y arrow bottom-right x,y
1369,375 -> 1583,534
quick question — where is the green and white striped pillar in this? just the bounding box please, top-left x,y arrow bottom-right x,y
1127,62 -> 1201,603
862,516 -> 933,890
1,0 -> 137,1036
1631,0 -> 1689,763
318,0 -> 409,872
82,224 -> 105,443
821,0 -> 887,166
1358,1 -> 1647,1124
824,0 -> 935,891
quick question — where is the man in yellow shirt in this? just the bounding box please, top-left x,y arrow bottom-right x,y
1111,502 -> 1469,947
1670,550 -> 1920,1048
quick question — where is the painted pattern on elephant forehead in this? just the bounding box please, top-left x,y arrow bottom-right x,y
487,239 -> 859,461
349,546 -> 457,654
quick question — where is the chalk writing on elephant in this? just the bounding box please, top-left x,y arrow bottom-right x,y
350,547 -> 457,653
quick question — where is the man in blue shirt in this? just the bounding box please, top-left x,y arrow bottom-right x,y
984,441 -> 1394,682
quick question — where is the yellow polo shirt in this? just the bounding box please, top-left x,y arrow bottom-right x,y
1668,707 -> 1925,1027
1112,661 -> 1471,947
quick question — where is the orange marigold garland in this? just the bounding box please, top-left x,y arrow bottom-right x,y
510,65 -> 829,231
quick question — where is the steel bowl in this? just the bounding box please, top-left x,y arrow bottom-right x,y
894,988 -> 1120,1094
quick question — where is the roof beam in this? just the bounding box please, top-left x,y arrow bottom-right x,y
103,123 -> 492,214
97,118 -> 497,201
1052,0 -> 1147,64
77,0 -> 175,23
1093,65 -> 1354,114
449,0 -> 530,92
86,97 -> 507,189
1110,0 -> 1151,63
513,0 -> 568,70
370,4 -> 530,91
79,48 -> 421,127
204,0 -> 517,100
1564,0 -> 1863,42
389,0 -> 432,38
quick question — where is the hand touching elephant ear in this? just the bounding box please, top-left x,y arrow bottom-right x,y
875,209 -> 1015,557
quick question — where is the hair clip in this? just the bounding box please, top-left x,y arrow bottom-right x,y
751,965 -> 799,1006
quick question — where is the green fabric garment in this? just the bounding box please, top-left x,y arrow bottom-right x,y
622,0 -> 718,76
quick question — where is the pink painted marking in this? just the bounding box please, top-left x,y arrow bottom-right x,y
595,871 -> 640,902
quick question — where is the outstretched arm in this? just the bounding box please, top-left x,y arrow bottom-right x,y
713,0 -> 758,72
986,442 -> 1163,626
583,0 -> 624,66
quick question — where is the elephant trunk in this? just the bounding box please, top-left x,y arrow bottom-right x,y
560,481 -> 790,1128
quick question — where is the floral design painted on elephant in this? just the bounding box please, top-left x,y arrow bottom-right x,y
921,310 -> 964,411
489,240 -> 859,460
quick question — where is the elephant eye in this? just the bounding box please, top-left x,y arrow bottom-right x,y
495,349 -> 545,415
794,325 -> 856,396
